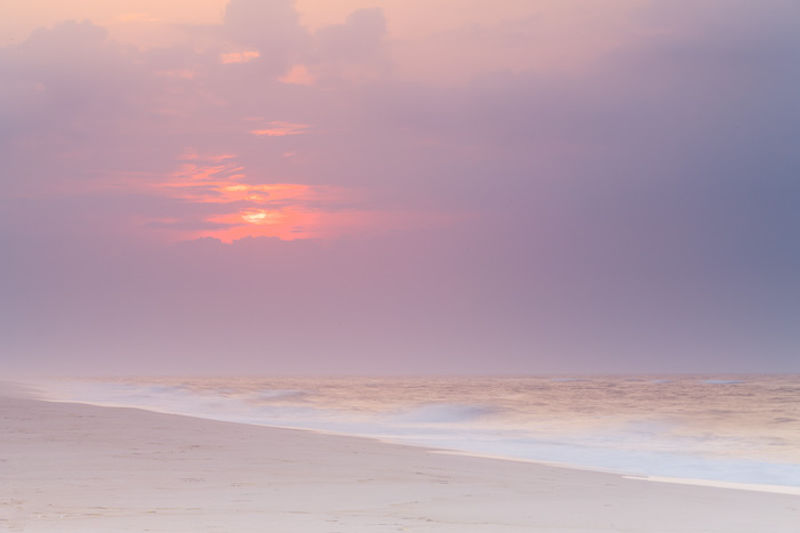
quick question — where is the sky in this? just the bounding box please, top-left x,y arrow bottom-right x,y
1,0 -> 798,375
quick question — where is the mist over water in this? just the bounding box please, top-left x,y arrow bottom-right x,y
33,375 -> 800,489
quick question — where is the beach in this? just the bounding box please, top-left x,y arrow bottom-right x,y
2,388 -> 798,532
4,0 -> 800,530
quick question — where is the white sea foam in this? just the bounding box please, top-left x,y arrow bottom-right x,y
30,375 -> 800,490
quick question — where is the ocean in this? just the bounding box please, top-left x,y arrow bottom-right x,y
30,375 -> 800,490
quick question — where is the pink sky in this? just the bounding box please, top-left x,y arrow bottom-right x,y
1,0 -> 799,375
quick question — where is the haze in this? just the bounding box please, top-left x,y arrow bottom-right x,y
1,0 -> 798,375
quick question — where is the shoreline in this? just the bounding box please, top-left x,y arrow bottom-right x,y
431,450 -> 800,496
32,393 -> 800,498
2,389 -> 799,532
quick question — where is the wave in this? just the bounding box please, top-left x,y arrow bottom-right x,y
389,403 -> 498,424
28,376 -> 800,490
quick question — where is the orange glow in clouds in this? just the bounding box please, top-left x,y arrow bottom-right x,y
152,151 -> 365,243
206,208 -> 323,241
250,122 -> 310,137
220,50 -> 260,64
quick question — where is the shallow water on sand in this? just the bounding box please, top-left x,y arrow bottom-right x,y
33,375 -> 800,488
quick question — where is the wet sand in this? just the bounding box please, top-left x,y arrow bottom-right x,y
1,390 -> 798,532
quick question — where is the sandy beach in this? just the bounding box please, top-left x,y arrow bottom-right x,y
1,388 -> 797,532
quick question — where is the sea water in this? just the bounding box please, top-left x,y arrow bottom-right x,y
31,375 -> 800,489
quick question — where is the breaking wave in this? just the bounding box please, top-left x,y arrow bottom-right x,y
29,375 -> 800,490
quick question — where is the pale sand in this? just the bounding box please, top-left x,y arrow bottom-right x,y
1,391 -> 798,532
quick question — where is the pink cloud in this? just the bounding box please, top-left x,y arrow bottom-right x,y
219,50 -> 261,64
250,121 -> 311,137
145,152 -> 371,242
280,64 -> 316,86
